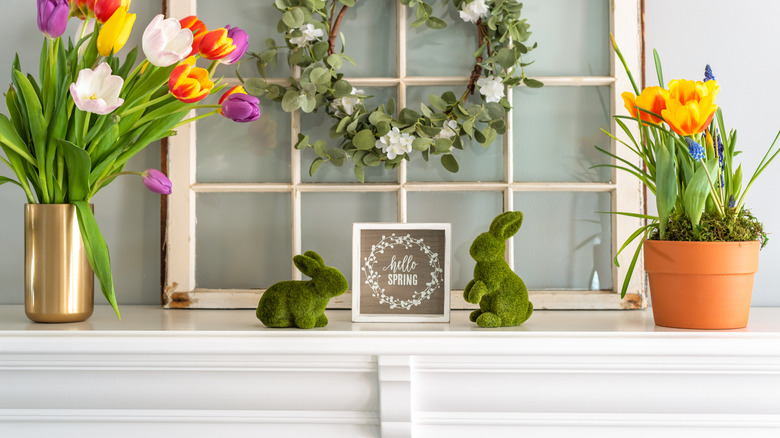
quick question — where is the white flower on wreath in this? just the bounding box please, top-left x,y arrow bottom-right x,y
459,0 -> 490,24
376,127 -> 414,159
289,24 -> 324,48
476,75 -> 504,103
330,87 -> 364,116
434,119 -> 459,140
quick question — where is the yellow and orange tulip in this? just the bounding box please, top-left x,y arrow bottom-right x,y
180,16 -> 207,58
661,79 -> 719,136
621,86 -> 669,125
169,57 -> 213,103
97,5 -> 136,56
198,28 -> 236,61
91,0 -> 131,23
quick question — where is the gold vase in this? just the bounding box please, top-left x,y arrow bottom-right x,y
24,204 -> 94,323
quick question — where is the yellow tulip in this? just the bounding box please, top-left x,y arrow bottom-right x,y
621,86 -> 669,125
97,6 -> 136,57
661,79 -> 719,136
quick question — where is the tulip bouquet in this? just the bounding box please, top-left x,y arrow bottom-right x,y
601,37 -> 780,297
0,0 -> 260,316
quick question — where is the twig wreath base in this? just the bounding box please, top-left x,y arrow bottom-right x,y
243,0 -> 541,181
361,233 -> 443,311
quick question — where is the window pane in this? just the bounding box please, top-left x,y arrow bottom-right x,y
513,86 -> 611,182
196,193 -> 292,289
302,192 -> 397,290
406,86 -> 504,182
300,87 -> 398,183
407,192 -> 503,289
337,0 -> 398,78
197,0 -> 291,79
196,99 -> 292,183
513,191 -> 612,290
523,0 -> 609,76
406,4 -> 475,77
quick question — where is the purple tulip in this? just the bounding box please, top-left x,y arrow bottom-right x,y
221,93 -> 261,123
142,169 -> 172,195
37,0 -> 70,39
222,25 -> 249,65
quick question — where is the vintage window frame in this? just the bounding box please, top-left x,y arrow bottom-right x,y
162,0 -> 646,310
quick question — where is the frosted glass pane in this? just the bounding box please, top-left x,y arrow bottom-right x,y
406,4 -> 474,77
198,0 -> 291,78
406,86 -> 503,182
407,192 -> 503,289
513,192 -> 612,290
522,0 -> 609,76
301,192 -> 397,290
196,98 -> 292,183
196,193 -> 292,289
335,0 -> 397,77
300,87 -> 398,183
513,86 -> 611,182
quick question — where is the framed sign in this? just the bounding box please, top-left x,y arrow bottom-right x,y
352,223 -> 451,322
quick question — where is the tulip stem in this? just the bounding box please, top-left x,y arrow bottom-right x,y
208,61 -> 219,77
93,171 -> 140,193
698,157 -> 726,216
173,110 -> 220,129
120,93 -> 172,117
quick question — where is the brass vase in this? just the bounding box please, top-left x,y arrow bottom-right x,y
24,204 -> 94,323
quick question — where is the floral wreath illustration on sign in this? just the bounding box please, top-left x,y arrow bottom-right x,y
362,233 -> 443,310
242,0 -> 541,181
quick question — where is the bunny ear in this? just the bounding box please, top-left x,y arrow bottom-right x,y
303,251 -> 326,267
489,211 -> 524,240
293,254 -> 321,278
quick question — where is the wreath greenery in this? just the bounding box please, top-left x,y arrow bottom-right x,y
241,0 -> 541,181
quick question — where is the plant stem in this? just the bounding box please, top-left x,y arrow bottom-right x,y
173,110 -> 219,129
699,157 -> 726,216
119,93 -> 172,117
327,4 -> 349,56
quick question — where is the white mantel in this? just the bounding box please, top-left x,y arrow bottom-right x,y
2,306 -> 780,438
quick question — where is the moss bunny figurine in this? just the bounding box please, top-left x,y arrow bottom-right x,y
464,211 -> 533,327
256,251 -> 348,329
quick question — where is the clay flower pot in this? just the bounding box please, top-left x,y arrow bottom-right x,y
643,240 -> 759,330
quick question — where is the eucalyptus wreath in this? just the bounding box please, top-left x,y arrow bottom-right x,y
241,0 -> 541,181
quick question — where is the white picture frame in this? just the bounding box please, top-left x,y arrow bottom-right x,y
352,223 -> 451,323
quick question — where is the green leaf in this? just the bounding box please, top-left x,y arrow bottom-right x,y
309,67 -> 330,85
363,153 -> 381,167
429,94 -> 448,112
481,126 -> 497,146
243,77 -> 268,96
352,129 -> 376,150
310,157 -> 325,176
434,138 -> 452,153
412,137 -> 432,151
485,102 -> 505,120
282,90 -> 301,112
683,158 -> 718,231
354,165 -> 365,182
338,0 -> 355,5
332,79 -> 352,98
655,138 -> 677,238
295,134 -> 310,150
282,8 -> 305,28
73,201 -> 119,318
426,17 -> 447,29
313,140 -> 328,157
326,54 -> 343,70
653,48 -> 664,87
441,154 -> 459,173
462,119 -> 474,137
0,114 -> 35,165
523,77 -> 544,88
0,176 -> 21,188
496,48 -> 515,69
312,41 -> 329,61
58,140 -> 91,202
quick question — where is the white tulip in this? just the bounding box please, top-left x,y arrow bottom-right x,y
142,14 -> 193,67
69,63 -> 125,115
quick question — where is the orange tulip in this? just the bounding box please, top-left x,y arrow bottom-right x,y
198,28 -> 236,61
91,0 -> 131,23
168,57 -> 213,103
180,15 -> 207,58
662,79 -> 719,136
621,86 -> 669,125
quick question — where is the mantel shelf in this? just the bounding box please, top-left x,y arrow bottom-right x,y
3,306 -> 780,437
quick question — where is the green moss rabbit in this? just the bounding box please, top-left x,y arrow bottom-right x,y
464,211 -> 533,327
256,251 -> 348,329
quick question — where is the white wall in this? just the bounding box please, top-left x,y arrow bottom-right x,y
0,1 -> 164,306
645,0 -> 780,306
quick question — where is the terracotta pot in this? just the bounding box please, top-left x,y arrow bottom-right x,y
644,240 -> 759,330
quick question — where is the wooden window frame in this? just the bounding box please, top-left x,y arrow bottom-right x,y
162,0 -> 645,310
